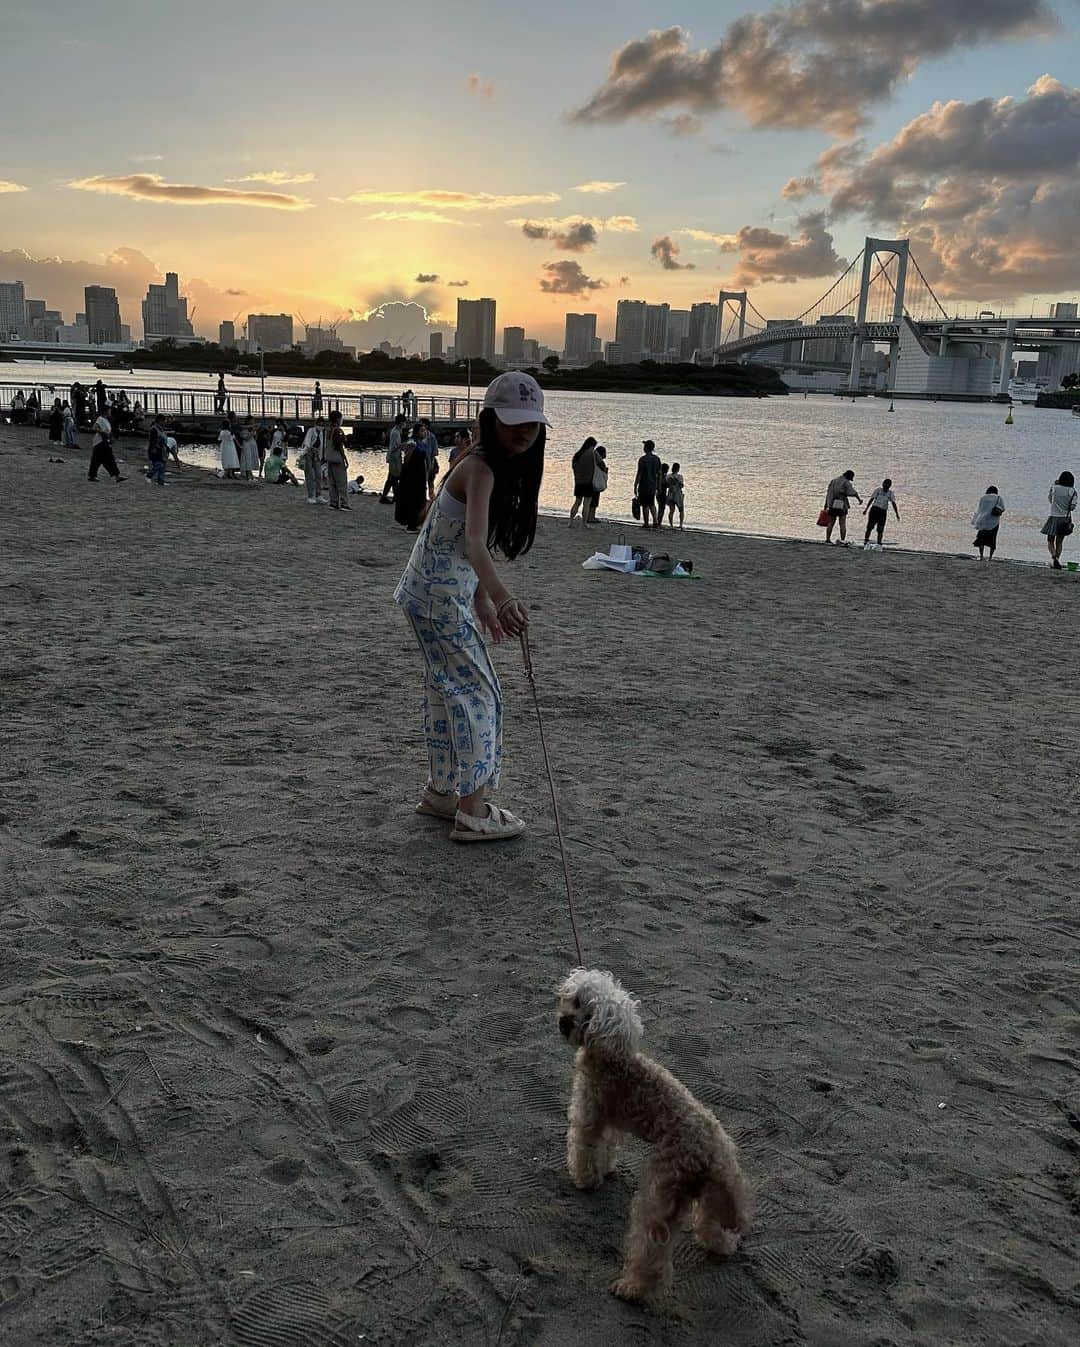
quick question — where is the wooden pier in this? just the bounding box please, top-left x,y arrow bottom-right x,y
0,380 -> 482,446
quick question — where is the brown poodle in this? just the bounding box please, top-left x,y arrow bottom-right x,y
556,967 -> 753,1301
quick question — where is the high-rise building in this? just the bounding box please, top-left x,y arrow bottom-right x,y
456,298 -> 496,360
803,315 -> 853,365
84,286 -> 122,344
643,303 -> 670,359
303,325 -> 347,356
615,300 -> 647,362
666,309 -> 690,356
23,299 -> 47,341
42,309 -> 63,341
521,338 -> 541,365
688,302 -> 719,356
752,318 -> 801,367
141,272 -> 194,344
563,312 -> 597,363
503,326 -> 525,362
219,320 -> 236,348
1050,302 -> 1078,320
429,332 -> 444,359
0,280 -> 26,338
248,313 -> 294,351
604,340 -> 625,365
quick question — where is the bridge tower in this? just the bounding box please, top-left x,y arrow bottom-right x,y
847,238 -> 910,391
716,290 -> 748,347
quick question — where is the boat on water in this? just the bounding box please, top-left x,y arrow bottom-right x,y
1071,404 -> 1080,418
231,365 -> 258,376
95,357 -> 133,371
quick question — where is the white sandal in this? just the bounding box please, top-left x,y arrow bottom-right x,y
415,789 -> 458,820
450,803 -> 526,843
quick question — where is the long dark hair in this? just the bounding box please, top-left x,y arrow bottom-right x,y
1057,471 -> 1075,488
475,407 -> 545,559
571,435 -> 597,467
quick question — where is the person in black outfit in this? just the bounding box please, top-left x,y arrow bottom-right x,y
95,380 -> 108,414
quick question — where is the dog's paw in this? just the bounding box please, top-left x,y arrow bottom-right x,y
609,1275 -> 648,1302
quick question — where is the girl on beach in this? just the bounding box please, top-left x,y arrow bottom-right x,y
665,462 -> 685,529
569,436 -> 598,525
394,372 -> 547,843
1041,471 -> 1077,569
586,445 -> 608,525
657,462 -> 671,524
218,420 -> 240,478
863,478 -> 900,545
971,485 -> 1005,560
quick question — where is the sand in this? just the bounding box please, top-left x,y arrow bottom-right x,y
1,423 -> 1078,1347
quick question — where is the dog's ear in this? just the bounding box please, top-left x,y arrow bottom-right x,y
583,975 -> 643,1057
556,967 -> 588,999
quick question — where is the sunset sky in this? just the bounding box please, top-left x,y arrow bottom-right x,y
4,0 -> 1079,350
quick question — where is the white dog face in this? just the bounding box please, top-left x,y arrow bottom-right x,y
556,968 -> 644,1059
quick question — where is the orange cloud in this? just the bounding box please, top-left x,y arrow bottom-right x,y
228,170 -> 316,185
0,181 -> 28,193
67,173 -> 312,210
347,189 -> 560,211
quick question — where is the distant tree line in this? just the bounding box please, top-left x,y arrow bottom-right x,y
132,340 -> 787,398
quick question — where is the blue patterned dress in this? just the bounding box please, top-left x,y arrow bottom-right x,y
394,490 -> 502,795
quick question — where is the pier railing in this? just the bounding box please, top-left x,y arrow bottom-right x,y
0,381 -> 483,426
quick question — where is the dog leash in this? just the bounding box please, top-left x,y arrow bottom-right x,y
519,631 -> 584,966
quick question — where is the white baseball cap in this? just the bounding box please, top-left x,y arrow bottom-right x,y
483,371 -> 551,426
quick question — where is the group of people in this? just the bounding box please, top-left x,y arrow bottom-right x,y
376,413 -> 460,532
567,437 -> 685,530
215,411 -> 357,508
823,467 -> 1078,567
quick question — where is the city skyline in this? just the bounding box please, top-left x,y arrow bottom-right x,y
3,2 -> 1080,351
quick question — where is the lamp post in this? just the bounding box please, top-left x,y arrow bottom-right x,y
466,356 -> 472,418
258,344 -> 265,419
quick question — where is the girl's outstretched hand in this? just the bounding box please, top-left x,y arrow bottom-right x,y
474,593 -> 504,644
498,598 -> 529,638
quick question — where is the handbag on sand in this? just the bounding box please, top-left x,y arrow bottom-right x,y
816,508 -> 831,527
631,495 -> 642,520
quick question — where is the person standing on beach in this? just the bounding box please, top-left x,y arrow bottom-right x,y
569,436 -> 598,525
62,402 -> 77,448
413,419 -> 440,500
394,434 -> 426,530
87,409 -> 125,483
863,478 -> 900,546
1041,471 -> 1077,569
972,485 -> 1005,560
393,371 -> 547,842
218,420 -> 240,478
147,414 -> 168,486
312,380 -> 323,415
271,420 -> 287,461
323,410 -> 350,510
665,463 -> 685,529
255,421 -> 270,477
587,445 -> 608,525
635,440 -> 662,529
824,470 -> 861,544
301,416 -> 325,503
238,419 -> 260,481
379,413 -> 406,503
95,380 -> 108,415
48,399 -> 63,443
71,381 -> 87,429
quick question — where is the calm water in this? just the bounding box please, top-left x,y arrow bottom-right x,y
7,360 -> 1079,563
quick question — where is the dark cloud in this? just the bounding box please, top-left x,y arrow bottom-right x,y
569,4 -> 1055,136
650,236 -> 696,271
224,287 -> 247,295
415,272 -> 440,283
447,279 -> 470,287
538,260 -> 608,295
728,212 -> 846,285
820,76 -> 1080,294
520,219 -> 599,251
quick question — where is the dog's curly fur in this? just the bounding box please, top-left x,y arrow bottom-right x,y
556,967 -> 753,1302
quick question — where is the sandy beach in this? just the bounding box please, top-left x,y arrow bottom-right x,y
1,423 -> 1078,1347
